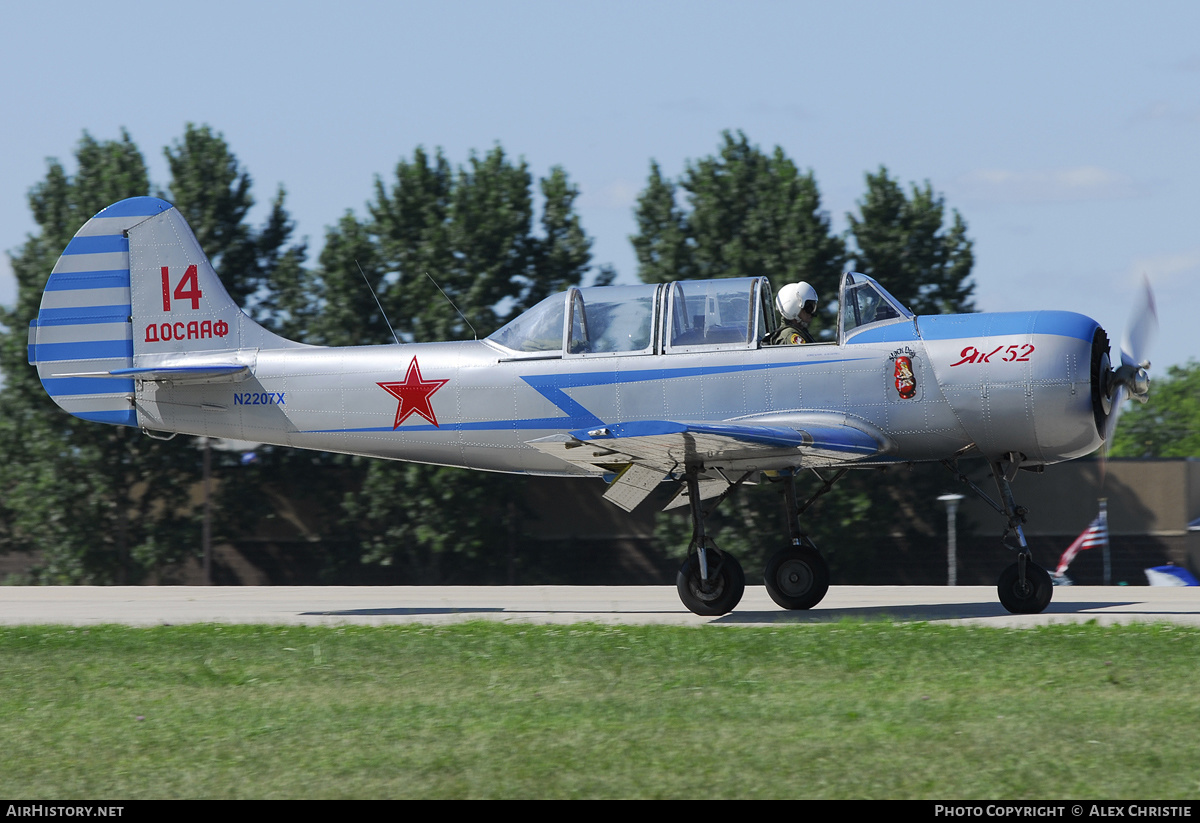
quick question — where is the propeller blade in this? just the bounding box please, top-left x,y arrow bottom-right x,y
1099,382 -> 1128,484
1120,275 -> 1158,368
1103,383 -> 1128,446
1102,277 -> 1156,483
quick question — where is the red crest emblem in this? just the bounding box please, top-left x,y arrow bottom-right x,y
894,356 -> 916,399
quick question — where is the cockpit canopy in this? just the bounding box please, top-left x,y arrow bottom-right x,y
838,271 -> 913,341
486,272 -> 912,356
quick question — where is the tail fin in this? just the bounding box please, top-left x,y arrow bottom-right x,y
28,196 -> 302,427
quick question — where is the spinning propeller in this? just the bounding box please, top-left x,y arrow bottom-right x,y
1100,276 -> 1158,462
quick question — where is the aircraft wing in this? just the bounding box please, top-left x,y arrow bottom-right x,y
527,417 -> 888,512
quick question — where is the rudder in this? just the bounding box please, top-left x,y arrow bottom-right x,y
29,196 -> 300,427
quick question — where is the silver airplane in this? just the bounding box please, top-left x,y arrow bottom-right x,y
28,196 -> 1156,615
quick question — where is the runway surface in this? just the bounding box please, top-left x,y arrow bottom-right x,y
2,585 -> 1199,628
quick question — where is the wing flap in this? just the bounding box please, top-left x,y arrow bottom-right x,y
602,463 -> 667,512
525,433 -> 633,475
662,475 -> 732,510
527,417 -> 887,475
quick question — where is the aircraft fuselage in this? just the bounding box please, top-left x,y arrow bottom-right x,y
133,309 -> 1104,475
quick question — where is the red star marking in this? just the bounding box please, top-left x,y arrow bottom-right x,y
378,357 -> 449,429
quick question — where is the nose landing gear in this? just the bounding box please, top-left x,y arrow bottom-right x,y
943,455 -> 1055,615
762,468 -> 837,610
997,555 -> 1053,614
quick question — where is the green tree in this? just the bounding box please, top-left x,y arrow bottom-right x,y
317,145 -> 605,581
630,160 -> 695,284
357,145 -> 599,344
162,127 -> 352,583
160,126 -> 312,581
164,123 -> 308,329
1110,361 -> 1200,457
846,166 -> 975,316
529,167 -> 605,302
0,132 -> 201,582
300,211 -> 393,346
0,127 -> 310,583
632,130 -> 846,336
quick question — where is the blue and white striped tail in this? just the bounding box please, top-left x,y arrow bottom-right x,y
27,197 -> 172,427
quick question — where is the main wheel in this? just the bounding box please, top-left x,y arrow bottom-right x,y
997,561 -> 1053,614
676,549 -> 745,616
764,544 -> 830,610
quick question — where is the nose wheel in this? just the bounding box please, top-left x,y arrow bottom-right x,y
943,456 -> 1056,615
997,556 -> 1053,614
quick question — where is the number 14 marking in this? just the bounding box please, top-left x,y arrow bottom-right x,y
161,265 -> 203,311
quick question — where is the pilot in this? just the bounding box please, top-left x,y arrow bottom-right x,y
771,281 -> 817,345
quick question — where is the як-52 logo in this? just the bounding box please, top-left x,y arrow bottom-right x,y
951,344 -> 1035,366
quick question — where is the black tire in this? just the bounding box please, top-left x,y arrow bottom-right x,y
997,561 -> 1054,614
764,544 -> 830,610
676,549 -> 745,616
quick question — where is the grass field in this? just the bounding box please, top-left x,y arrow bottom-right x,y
2,621 -> 1199,799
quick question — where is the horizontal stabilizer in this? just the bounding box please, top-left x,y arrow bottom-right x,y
46,365 -> 249,384
30,195 -> 309,428
111,365 -> 249,383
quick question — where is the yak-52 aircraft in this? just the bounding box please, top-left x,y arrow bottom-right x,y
29,196 -> 1156,615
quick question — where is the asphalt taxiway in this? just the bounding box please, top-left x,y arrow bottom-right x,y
2,585 -> 1198,627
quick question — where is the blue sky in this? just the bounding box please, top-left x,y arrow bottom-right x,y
3,0 -> 1197,371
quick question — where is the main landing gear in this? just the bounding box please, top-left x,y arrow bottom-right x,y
762,469 -> 841,611
675,466 -> 843,616
675,467 -> 747,616
763,543 -> 828,611
943,454 -> 1054,615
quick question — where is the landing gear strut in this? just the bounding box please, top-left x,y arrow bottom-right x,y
675,467 -> 746,616
676,549 -> 745,616
762,469 -> 838,610
673,466 -> 842,616
943,455 -> 1054,615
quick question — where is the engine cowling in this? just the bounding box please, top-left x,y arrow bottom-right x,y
921,311 -> 1106,465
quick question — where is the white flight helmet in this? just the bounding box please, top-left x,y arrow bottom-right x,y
776,281 -> 818,322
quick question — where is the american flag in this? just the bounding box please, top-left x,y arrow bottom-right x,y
1056,508 -> 1109,576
